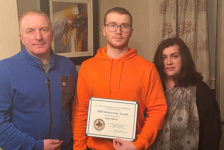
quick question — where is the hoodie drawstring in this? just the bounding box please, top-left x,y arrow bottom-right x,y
109,59 -> 113,94
118,58 -> 124,89
109,57 -> 124,93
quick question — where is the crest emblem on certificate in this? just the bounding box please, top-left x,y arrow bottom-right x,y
94,119 -> 105,131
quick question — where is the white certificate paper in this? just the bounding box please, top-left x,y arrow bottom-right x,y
86,97 -> 138,141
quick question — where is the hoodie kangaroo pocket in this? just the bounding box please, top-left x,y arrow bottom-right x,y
59,76 -> 74,109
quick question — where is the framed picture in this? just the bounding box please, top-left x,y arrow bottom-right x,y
49,0 -> 98,64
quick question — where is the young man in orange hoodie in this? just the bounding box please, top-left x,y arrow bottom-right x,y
72,7 -> 167,150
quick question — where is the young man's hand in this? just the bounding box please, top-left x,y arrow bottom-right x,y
113,138 -> 137,150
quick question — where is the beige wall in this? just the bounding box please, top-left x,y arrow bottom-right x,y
0,0 -> 40,60
0,0 -> 21,60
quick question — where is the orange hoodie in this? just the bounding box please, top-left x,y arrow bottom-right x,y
72,47 -> 167,150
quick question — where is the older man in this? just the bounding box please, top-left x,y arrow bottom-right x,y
0,10 -> 77,150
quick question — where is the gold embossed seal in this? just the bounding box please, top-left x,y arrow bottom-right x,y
94,119 -> 105,131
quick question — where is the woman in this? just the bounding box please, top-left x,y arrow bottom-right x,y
149,37 -> 221,150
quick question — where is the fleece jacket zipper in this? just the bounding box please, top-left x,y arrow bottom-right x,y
46,73 -> 52,138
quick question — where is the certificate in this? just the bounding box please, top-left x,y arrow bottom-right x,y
86,97 -> 138,141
